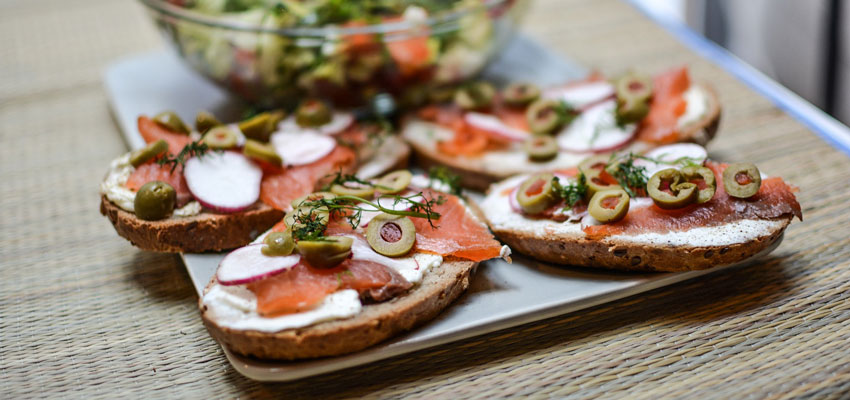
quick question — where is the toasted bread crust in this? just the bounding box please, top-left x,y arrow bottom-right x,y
200,260 -> 475,360
488,217 -> 789,272
100,196 -> 284,253
406,83 -> 721,191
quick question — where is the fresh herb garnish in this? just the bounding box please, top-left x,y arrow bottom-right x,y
427,166 -> 462,196
553,173 -> 588,209
606,153 -> 649,197
321,170 -> 394,192
157,141 -> 212,174
290,192 -> 444,241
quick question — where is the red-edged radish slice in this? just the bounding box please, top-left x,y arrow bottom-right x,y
270,131 -> 337,167
184,151 -> 262,213
557,100 -> 636,153
634,143 -> 708,178
464,112 -> 529,142
508,185 -> 522,213
217,244 -> 301,286
346,235 -> 419,272
359,193 -> 425,227
543,81 -> 615,110
276,112 -> 354,136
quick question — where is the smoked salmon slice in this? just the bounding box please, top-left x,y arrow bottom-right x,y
125,162 -> 192,206
248,259 -> 411,316
260,146 -> 356,211
636,66 -> 691,144
411,189 -> 503,262
137,116 -> 194,155
583,161 -> 802,239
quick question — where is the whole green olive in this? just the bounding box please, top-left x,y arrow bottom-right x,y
134,181 -> 176,221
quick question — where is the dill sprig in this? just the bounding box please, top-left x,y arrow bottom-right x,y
290,192 -> 444,241
321,170 -> 394,192
427,166 -> 462,196
553,174 -> 588,209
606,153 -> 649,197
157,141 -> 212,174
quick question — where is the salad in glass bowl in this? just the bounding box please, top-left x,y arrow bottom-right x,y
140,0 -> 528,108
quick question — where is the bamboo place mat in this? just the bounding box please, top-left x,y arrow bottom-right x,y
2,0 -> 850,398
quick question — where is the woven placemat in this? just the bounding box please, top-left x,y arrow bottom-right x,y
2,0 -> 849,398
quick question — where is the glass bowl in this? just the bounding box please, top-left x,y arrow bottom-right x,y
139,0 -> 528,109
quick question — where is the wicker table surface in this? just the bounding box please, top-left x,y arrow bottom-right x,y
2,0 -> 850,398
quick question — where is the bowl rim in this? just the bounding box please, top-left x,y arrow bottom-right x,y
138,0 -> 514,38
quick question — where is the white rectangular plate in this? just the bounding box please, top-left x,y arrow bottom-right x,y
104,35 -> 781,382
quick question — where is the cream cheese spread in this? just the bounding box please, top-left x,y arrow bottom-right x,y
100,153 -> 201,217
677,85 -> 709,128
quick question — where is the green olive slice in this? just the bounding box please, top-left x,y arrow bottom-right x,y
291,192 -> 336,208
239,110 -> 285,142
722,163 -> 762,199
366,214 -> 416,257
579,154 -> 620,198
297,236 -> 354,269
526,99 -> 568,135
647,169 -> 698,209
502,82 -> 541,107
243,139 -> 282,166
523,136 -> 559,162
295,99 -> 333,127
516,173 -> 559,215
588,189 -> 630,223
195,110 -> 222,133
134,181 -> 176,221
262,230 -> 295,256
202,126 -> 239,149
614,73 -> 653,104
153,111 -> 190,135
614,73 -> 653,125
330,183 -> 375,199
615,98 -> 650,125
376,170 -> 413,194
129,139 -> 169,167
284,205 -> 330,231
454,81 -> 495,110
680,166 -> 717,204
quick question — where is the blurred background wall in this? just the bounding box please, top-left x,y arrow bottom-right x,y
634,0 -> 849,124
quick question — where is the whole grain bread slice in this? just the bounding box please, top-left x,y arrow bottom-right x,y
100,196 -> 284,253
100,141 -> 410,253
404,83 -> 721,191
200,260 -> 475,360
473,172 -> 793,272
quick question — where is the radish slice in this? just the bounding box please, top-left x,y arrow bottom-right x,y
634,143 -> 708,178
184,151 -> 262,213
346,235 -> 419,272
557,100 -> 636,153
217,244 -> 301,286
270,131 -> 337,167
277,112 -> 354,136
631,197 -> 655,209
543,81 -> 615,110
508,185 -> 521,213
359,193 -> 425,227
464,112 -> 529,142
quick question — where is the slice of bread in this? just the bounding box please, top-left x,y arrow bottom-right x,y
100,140 -> 410,253
200,260 -> 475,360
475,175 -> 792,272
100,196 -> 284,253
404,83 -> 721,191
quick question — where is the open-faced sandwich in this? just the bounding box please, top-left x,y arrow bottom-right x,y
199,169 -> 508,360
402,66 -> 721,190
100,100 -> 410,252
477,143 -> 802,271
